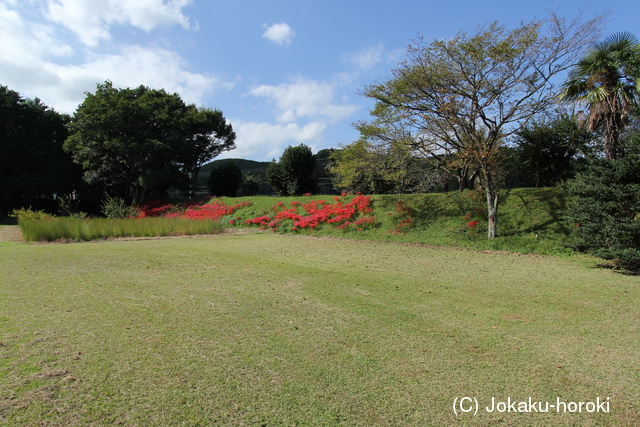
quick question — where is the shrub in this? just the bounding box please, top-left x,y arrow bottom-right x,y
564,155 -> 640,265
56,196 -> 87,218
9,207 -> 52,221
101,196 -> 137,218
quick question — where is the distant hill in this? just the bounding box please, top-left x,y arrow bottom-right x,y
197,149 -> 338,195
197,158 -> 270,185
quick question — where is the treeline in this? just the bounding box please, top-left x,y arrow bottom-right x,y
0,81 -> 235,217
0,86 -> 80,216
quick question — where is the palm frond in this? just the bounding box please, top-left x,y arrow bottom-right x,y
594,31 -> 639,52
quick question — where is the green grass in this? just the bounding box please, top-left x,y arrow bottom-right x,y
1,234 -> 638,425
13,187 -> 572,255
221,187 -> 573,256
18,217 -> 222,242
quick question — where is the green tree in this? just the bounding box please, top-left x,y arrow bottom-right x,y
0,86 -> 80,215
332,102 -> 451,194
357,99 -> 478,191
330,139 -> 446,194
365,12 -> 606,238
511,114 -> 596,187
182,107 -> 236,198
564,155 -> 640,265
266,144 -> 317,196
65,81 -> 235,205
330,139 -> 394,194
207,162 -> 243,197
559,32 -> 640,160
240,174 -> 261,196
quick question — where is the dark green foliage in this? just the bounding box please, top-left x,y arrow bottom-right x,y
564,156 -> 640,265
0,85 -> 81,216
65,81 -> 235,205
266,144 -> 317,196
208,162 -> 243,197
510,115 -> 597,187
65,82 -> 189,205
181,107 -> 236,198
240,174 -> 261,196
620,117 -> 640,155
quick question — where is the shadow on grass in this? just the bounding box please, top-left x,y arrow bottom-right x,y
593,262 -> 640,276
376,192 -> 466,227
499,188 -> 571,237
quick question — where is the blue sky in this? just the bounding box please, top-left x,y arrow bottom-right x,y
0,0 -> 636,161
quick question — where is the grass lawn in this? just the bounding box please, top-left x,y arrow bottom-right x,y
1,233 -> 638,425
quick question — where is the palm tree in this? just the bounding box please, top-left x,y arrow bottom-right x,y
559,32 -> 640,160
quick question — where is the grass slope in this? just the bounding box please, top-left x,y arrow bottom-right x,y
221,187 -> 573,256
1,234 -> 638,425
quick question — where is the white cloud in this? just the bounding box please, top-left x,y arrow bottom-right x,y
229,120 -> 325,160
248,76 -> 358,123
232,77 -> 360,159
37,46 -> 222,113
232,76 -> 361,160
343,43 -> 385,70
0,3 -> 72,97
0,4 -> 72,63
0,8 -> 226,114
342,43 -> 405,73
46,0 -> 193,46
261,22 -> 295,47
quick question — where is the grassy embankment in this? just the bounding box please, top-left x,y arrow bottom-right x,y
1,233 -> 638,425
221,187 -> 573,256
14,188 -> 572,258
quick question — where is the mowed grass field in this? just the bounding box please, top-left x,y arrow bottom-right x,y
1,232 -> 639,425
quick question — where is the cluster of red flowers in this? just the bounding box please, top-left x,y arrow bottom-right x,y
137,198 -> 251,221
136,199 -> 180,218
389,200 -> 414,234
244,194 -> 375,232
464,207 -> 485,220
462,189 -> 486,231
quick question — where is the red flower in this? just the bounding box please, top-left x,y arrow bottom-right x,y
245,195 -> 375,232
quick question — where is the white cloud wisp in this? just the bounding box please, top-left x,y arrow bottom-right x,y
261,22 -> 295,47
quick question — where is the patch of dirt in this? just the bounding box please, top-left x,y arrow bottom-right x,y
0,226 -> 23,243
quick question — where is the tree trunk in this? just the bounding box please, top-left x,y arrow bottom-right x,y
483,170 -> 499,239
189,166 -> 201,199
130,184 -> 147,206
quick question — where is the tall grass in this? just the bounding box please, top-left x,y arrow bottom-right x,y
19,217 -> 222,242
